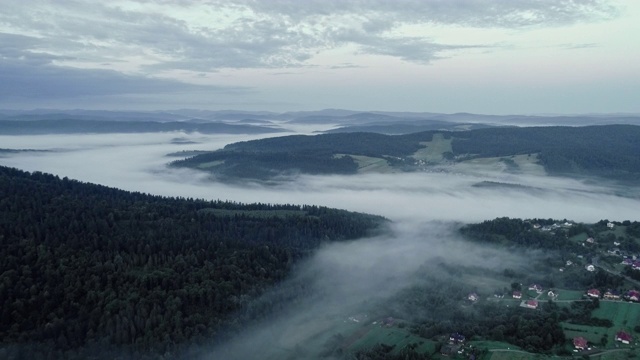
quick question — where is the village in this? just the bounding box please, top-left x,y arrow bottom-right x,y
328,219 -> 640,359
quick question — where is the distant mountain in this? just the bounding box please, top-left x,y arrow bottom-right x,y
0,118 -> 284,135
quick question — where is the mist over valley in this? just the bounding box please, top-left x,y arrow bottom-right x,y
3,109 -> 640,358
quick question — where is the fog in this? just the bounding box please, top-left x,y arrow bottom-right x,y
198,220 -> 541,360
2,130 -> 640,358
2,131 -> 639,224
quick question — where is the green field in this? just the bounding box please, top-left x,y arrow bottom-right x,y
349,155 -> 395,173
455,153 -> 546,176
591,350 -> 635,360
489,351 -> 536,360
592,301 -> 640,347
412,133 -> 452,163
537,289 -> 585,301
562,322 -> 609,344
348,324 -> 436,355
569,232 -> 589,243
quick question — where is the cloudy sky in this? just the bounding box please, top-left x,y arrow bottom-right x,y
1,0 -> 638,114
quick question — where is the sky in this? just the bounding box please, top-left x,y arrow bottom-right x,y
1,0 -> 639,114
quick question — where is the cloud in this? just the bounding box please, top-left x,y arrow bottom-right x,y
0,0 -> 619,74
0,32 -> 252,107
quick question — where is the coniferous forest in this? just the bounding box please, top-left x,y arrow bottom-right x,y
0,166 -> 385,358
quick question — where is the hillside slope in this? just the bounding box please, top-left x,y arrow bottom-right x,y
0,166 -> 385,358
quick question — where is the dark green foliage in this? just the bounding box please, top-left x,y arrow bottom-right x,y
223,132 -> 429,157
451,125 -> 640,180
173,150 -> 359,179
174,124 -> 640,182
170,132 -> 433,180
0,166 -> 385,357
459,217 -> 579,251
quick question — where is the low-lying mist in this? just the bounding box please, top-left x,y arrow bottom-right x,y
196,220 -> 535,359
1,131 -> 639,224
2,130 -> 640,358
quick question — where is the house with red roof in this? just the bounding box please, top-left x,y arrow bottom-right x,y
573,336 -> 588,350
626,290 -> 640,302
616,331 -> 632,344
587,289 -> 600,298
525,300 -> 538,309
512,291 -> 522,299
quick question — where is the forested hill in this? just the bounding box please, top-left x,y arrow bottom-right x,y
0,166 -> 385,358
171,124 -> 640,182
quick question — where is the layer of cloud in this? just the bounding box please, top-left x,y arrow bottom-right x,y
1,0 -> 618,73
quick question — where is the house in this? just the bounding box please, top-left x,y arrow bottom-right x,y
512,291 -> 522,299
468,293 -> 479,302
626,290 -> 640,302
633,261 -> 640,270
614,241 -> 621,246
587,289 -> 601,298
573,336 -> 588,350
525,300 -> 538,309
586,264 -> 595,272
615,331 -> 632,344
528,284 -> 543,293
607,222 -> 615,229
547,290 -> 557,298
449,332 -> 465,344
566,260 -> 573,266
604,290 -> 621,300
586,237 -> 595,244
622,258 -> 633,266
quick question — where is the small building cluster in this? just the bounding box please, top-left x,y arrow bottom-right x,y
587,288 -> 640,302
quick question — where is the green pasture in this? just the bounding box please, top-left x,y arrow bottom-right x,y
348,325 -> 436,355
471,341 -> 523,351
593,301 -> 640,346
569,232 -> 589,243
537,289 -> 584,301
488,351 -> 536,360
349,155 -> 395,173
591,350 -> 636,360
412,133 -> 452,163
561,322 -> 609,344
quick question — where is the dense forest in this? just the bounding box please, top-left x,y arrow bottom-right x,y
171,125 -> 640,182
0,166 -> 385,358
451,125 -> 640,179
